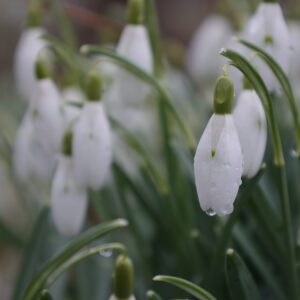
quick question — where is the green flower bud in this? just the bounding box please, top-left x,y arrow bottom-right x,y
85,70 -> 102,101
63,131 -> 73,156
213,75 -> 234,114
35,57 -> 50,80
113,254 -> 134,299
127,0 -> 144,25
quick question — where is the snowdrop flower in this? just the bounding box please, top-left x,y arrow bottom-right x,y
243,0 -> 291,91
73,71 -> 112,190
111,0 -> 153,107
194,75 -> 243,216
109,255 -> 135,300
30,58 -> 64,154
233,81 -> 267,178
13,111 -> 56,184
14,4 -> 49,101
186,15 -> 234,84
51,132 -> 88,236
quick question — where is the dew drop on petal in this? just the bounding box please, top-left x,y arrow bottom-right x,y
289,149 -> 299,158
99,249 -> 113,258
205,208 -> 216,216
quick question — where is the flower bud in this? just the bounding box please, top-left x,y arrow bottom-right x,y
113,255 -> 134,300
213,76 -> 234,114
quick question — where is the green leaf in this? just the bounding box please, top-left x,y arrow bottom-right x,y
238,38 -> 300,155
225,248 -> 262,300
80,45 -> 196,151
147,290 -> 163,300
220,48 -> 284,166
153,275 -> 217,300
22,219 -> 128,300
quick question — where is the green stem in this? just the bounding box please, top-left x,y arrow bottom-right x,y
276,166 -> 298,300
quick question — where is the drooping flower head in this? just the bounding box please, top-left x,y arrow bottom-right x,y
51,131 -> 88,236
233,78 -> 267,178
73,70 -> 112,190
194,75 -> 243,216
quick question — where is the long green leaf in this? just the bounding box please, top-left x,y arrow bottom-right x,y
22,219 -> 128,300
153,275 -> 216,300
220,48 -> 284,166
225,248 -> 262,300
238,38 -> 300,155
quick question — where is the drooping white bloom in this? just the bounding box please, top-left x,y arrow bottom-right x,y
113,24 -> 153,106
13,112 -> 56,183
233,90 -> 267,178
30,78 -> 64,154
194,114 -> 243,216
186,15 -> 234,84
73,102 -> 112,190
14,28 -> 48,101
51,155 -> 87,236
243,2 -> 291,91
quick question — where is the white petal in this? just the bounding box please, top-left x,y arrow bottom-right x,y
13,112 -> 56,183
51,155 -> 88,236
244,3 -> 290,91
73,102 -> 112,190
233,90 -> 267,178
14,28 -> 49,101
30,79 -> 64,153
186,15 -> 233,83
109,295 -> 136,300
194,114 -> 243,216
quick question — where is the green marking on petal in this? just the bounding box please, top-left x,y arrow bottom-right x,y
211,149 -> 216,157
264,35 -> 274,46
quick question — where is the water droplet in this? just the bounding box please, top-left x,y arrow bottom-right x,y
99,249 -> 112,258
289,149 -> 299,158
205,208 -> 216,216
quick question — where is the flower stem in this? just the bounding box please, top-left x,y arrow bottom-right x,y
276,166 -> 298,300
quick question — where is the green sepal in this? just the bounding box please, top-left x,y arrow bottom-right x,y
62,131 -> 73,156
35,58 -> 50,80
127,0 -> 145,24
213,76 -> 234,114
85,70 -> 102,101
114,254 -> 134,299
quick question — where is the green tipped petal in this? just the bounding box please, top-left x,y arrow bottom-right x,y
127,0 -> 145,24
63,131 -> 73,156
213,75 -> 234,114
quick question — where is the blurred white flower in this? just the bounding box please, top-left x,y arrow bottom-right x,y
243,2 -> 291,91
73,101 -> 112,190
13,112 -> 56,183
109,296 -> 136,300
30,78 -> 64,154
186,15 -> 234,84
14,28 -> 49,101
194,114 -> 243,216
51,155 -> 87,236
233,89 -> 267,178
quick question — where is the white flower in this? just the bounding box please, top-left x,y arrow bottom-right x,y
194,114 -> 243,216
186,15 -> 234,84
51,155 -> 87,236
13,112 -> 56,183
233,90 -> 267,178
243,2 -> 291,91
30,78 -> 64,154
73,102 -> 112,190
14,28 -> 49,101
113,24 -> 153,106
